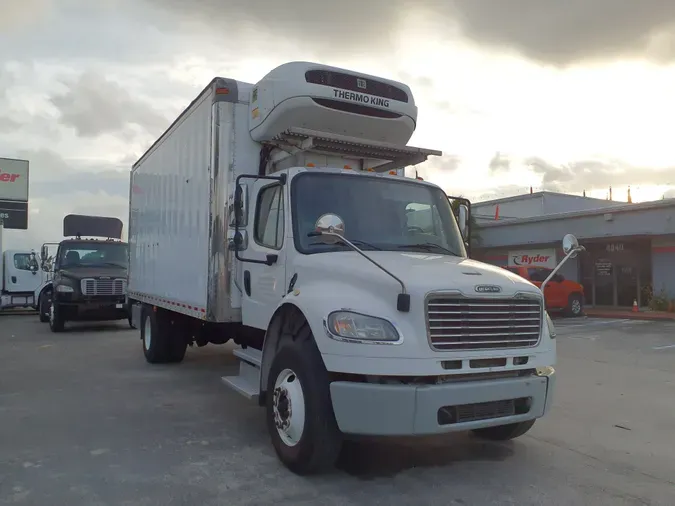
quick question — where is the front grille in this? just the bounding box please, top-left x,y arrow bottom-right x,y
81,278 -> 126,296
437,397 -> 531,425
426,295 -> 542,351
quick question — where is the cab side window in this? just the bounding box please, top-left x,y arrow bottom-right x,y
13,253 -> 32,271
254,185 -> 284,250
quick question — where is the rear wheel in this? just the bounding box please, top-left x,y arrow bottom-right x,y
566,293 -> 583,317
472,420 -> 535,441
141,306 -> 187,364
265,321 -> 342,475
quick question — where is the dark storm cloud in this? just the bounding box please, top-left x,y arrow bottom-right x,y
448,0 -> 675,65
143,0 -> 675,65
524,156 -> 675,192
488,152 -> 510,172
49,71 -> 169,138
12,149 -> 129,196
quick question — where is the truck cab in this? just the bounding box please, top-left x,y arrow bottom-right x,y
45,214 -> 131,332
0,248 -> 42,311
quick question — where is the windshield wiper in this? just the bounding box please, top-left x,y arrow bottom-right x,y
398,243 -> 460,256
307,235 -> 382,251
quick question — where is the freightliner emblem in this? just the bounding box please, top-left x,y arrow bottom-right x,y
475,285 -> 501,293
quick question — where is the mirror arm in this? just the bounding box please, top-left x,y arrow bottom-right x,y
317,231 -> 410,311
541,245 -> 585,308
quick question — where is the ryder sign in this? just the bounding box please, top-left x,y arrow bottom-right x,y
0,157 -> 29,230
508,248 -> 557,269
0,157 -> 29,202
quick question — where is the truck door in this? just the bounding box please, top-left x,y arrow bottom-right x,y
241,180 -> 288,330
6,252 -> 41,293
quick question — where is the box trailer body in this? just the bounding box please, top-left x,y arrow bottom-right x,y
127,61 -> 570,475
128,79 -> 251,323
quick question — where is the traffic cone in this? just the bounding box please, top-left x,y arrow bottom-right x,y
632,299 -> 638,312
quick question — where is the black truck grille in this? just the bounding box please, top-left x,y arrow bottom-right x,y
80,278 -> 126,296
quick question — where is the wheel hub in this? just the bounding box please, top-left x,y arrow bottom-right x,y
273,387 -> 292,431
272,369 -> 305,447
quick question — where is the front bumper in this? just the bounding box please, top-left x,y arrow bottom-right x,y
57,294 -> 128,321
329,369 -> 555,436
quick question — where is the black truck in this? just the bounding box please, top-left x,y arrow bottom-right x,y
41,214 -> 132,332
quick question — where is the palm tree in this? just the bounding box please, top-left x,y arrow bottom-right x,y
449,196 -> 482,250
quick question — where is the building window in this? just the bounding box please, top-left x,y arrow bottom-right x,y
254,184 -> 284,250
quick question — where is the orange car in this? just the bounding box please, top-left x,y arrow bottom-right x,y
505,266 -> 585,317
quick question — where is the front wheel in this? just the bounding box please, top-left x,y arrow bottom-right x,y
266,331 -> 342,475
49,302 -> 65,332
471,419 -> 535,441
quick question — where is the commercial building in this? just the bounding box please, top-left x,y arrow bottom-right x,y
472,191 -> 675,309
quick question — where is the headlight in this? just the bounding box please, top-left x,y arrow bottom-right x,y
545,311 -> 556,339
56,285 -> 74,293
326,311 -> 400,343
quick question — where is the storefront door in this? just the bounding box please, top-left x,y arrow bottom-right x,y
579,239 -> 651,308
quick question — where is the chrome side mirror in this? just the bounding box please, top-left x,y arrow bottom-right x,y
231,183 -> 249,227
227,229 -> 248,251
458,204 -> 469,239
312,213 -> 345,245
562,234 -> 580,258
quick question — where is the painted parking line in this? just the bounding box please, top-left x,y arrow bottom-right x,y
652,344 -> 675,350
555,318 -> 630,328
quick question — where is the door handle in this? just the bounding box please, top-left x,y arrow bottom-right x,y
11,276 -> 17,284
244,270 -> 251,296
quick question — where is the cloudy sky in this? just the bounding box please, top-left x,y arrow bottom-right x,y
2,0 -> 675,249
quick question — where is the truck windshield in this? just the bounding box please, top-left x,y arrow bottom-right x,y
292,172 -> 467,256
59,241 -> 128,268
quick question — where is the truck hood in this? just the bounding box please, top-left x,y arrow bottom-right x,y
294,251 -> 539,298
59,266 -> 127,281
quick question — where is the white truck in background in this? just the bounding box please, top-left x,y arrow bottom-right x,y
127,61 -> 579,475
0,225 -> 44,311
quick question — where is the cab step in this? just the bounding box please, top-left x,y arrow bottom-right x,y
221,347 -> 262,401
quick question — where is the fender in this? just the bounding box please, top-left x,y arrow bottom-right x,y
34,280 -> 53,302
258,278 -> 403,399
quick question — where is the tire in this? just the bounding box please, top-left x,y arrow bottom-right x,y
39,291 -> 51,323
265,324 -> 342,475
566,293 -> 583,317
472,419 -> 535,441
141,306 -> 187,364
49,301 -> 65,333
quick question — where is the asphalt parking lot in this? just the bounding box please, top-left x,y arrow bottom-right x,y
1,314 -> 674,506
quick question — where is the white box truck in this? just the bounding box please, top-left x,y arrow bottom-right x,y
127,61 -> 579,475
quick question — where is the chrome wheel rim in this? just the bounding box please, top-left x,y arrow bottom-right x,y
272,368 -> 305,447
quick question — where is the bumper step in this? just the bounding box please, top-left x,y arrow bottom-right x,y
221,347 -> 262,401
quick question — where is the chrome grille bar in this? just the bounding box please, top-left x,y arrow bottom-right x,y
426,295 -> 543,351
80,278 -> 127,296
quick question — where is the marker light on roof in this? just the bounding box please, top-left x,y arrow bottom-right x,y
344,165 -> 352,170
215,87 -> 230,94
388,170 -> 397,175
306,163 -> 315,167
366,168 -> 374,172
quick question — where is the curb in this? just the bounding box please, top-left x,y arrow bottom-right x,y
585,312 -> 675,322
